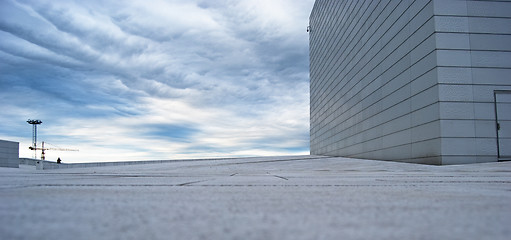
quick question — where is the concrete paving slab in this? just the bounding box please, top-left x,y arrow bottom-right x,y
1,156 -> 510,240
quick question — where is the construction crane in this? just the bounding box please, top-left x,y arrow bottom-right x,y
28,141 -> 79,161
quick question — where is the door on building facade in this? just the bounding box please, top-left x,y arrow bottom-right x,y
494,90 -> 511,159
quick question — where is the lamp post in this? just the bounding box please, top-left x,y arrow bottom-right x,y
27,119 -> 42,159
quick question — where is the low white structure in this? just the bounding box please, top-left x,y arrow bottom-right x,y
309,0 -> 511,164
0,139 -> 19,168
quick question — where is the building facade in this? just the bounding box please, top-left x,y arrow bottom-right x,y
0,139 -> 19,168
309,0 -> 511,164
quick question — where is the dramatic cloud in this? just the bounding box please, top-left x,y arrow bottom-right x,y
0,0 -> 314,162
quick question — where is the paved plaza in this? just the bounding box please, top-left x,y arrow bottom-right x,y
1,156 -> 510,239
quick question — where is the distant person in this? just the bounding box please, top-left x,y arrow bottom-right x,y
57,157 -> 61,164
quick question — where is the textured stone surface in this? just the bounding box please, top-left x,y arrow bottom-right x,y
1,156 -> 510,240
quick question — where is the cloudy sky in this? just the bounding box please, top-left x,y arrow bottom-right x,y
0,0 -> 315,162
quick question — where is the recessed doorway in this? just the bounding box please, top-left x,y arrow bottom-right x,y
494,90 -> 511,159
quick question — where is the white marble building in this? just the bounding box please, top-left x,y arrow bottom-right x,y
0,139 -> 19,168
309,0 -> 511,164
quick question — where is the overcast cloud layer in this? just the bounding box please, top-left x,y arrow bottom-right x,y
0,0 -> 315,162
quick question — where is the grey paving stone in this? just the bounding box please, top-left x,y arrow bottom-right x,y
1,156 -> 510,240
